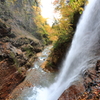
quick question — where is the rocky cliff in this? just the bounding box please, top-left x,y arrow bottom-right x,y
0,0 -> 44,99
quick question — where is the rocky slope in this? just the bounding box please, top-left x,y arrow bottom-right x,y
59,60 -> 100,100
0,0 -> 44,99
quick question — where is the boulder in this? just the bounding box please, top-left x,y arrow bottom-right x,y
59,60 -> 100,100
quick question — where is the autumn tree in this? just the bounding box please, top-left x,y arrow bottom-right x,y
44,0 -> 86,71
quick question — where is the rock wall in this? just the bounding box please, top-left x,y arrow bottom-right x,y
0,60 -> 25,100
0,0 -> 44,99
0,0 -> 43,40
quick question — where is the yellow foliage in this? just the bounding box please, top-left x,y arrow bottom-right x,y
7,0 -> 14,4
86,1 -> 89,5
50,0 -> 86,44
79,7 -> 84,11
32,6 -> 37,9
49,35 -> 58,42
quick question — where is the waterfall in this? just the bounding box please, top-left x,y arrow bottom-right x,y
28,0 -> 100,100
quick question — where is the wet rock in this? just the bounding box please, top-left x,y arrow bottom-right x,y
0,38 -> 42,99
36,52 -> 42,57
0,61 -> 26,100
0,1 -> 45,99
41,56 -> 58,72
58,83 -> 85,100
33,46 -> 43,53
41,61 -> 48,69
58,60 -> 100,100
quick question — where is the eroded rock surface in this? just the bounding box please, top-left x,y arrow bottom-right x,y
59,60 -> 100,100
0,4 -> 43,99
0,60 -> 25,100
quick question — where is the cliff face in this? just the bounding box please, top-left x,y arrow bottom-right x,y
0,0 -> 42,39
0,0 -> 44,99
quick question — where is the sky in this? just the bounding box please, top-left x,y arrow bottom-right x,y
40,0 -> 60,26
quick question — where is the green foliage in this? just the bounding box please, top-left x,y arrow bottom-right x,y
9,52 -> 19,68
52,0 -> 86,50
47,62 -> 53,67
33,11 -> 52,45
9,52 -> 24,74
44,0 -> 86,71
22,45 -> 34,57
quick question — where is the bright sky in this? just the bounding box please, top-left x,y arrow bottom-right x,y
40,0 -> 60,26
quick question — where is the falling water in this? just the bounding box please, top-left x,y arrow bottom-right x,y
28,0 -> 100,100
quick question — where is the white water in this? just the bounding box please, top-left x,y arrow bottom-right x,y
28,0 -> 100,100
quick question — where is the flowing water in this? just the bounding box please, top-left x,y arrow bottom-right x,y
15,46 -> 57,100
43,0 -> 100,99
18,0 -> 100,100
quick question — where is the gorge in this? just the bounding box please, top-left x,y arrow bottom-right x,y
0,0 -> 100,100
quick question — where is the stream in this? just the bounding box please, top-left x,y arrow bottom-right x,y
15,45 -> 57,100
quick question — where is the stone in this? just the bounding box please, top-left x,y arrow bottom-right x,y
59,60 -> 100,100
